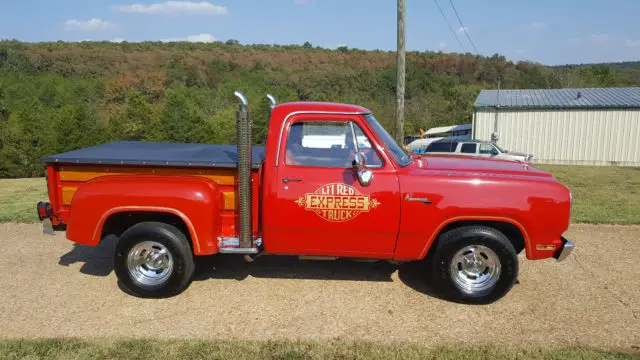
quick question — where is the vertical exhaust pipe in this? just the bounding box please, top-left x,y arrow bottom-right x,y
266,94 -> 276,125
266,94 -> 276,110
234,91 -> 253,249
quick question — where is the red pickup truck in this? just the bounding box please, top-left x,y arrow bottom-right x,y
37,91 -> 573,304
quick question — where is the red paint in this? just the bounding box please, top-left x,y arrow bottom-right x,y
65,175 -> 220,255
41,101 -> 572,262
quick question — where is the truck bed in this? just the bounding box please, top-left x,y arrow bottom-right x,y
41,141 -> 266,169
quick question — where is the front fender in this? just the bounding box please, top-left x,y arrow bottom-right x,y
66,175 -> 220,255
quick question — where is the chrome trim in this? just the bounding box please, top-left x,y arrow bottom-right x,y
42,218 -> 56,235
349,121 -> 359,152
219,237 -> 240,247
218,247 -> 260,254
569,191 -> 573,220
554,237 -> 574,262
405,194 -> 432,204
351,121 -> 384,169
356,168 -> 373,186
266,94 -> 276,108
275,111 -> 370,167
450,244 -> 501,295
234,90 -> 248,107
127,241 -> 174,287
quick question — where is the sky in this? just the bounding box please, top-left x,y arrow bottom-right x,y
0,0 -> 639,66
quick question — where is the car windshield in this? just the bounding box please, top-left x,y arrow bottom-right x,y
365,114 -> 412,167
492,143 -> 506,153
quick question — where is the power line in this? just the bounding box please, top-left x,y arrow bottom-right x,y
433,0 -> 466,52
447,0 -> 480,54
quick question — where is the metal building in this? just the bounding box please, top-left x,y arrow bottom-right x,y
472,87 -> 640,166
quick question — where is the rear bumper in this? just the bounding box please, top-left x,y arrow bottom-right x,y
36,202 -> 56,235
36,201 -> 52,221
553,236 -> 574,262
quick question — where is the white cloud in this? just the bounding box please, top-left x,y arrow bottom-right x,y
530,22 -> 545,30
590,33 -> 612,44
455,26 -> 469,34
294,0 -> 311,4
438,41 -> 447,50
117,1 -> 227,15
335,43 -> 347,48
162,33 -> 217,42
625,39 -> 640,48
64,18 -> 115,31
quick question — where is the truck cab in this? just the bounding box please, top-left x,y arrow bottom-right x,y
36,91 -> 573,304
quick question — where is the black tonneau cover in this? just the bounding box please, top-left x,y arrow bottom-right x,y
41,141 -> 266,169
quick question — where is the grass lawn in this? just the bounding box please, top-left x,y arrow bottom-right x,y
0,177 -> 47,223
0,339 -> 636,360
0,165 -> 638,224
538,165 -> 640,225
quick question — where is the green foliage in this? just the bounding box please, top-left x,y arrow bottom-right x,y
0,40 -> 638,178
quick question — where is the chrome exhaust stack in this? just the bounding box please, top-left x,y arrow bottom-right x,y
266,94 -> 276,109
233,90 -> 257,252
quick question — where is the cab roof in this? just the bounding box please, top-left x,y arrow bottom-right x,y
273,101 -> 372,114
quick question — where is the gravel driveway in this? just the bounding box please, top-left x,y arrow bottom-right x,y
0,223 -> 638,351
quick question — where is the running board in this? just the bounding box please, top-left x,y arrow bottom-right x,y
219,247 -> 260,254
218,237 -> 262,254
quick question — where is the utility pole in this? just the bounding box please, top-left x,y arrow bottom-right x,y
395,0 -> 406,145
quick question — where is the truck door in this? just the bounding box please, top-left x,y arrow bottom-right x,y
270,114 -> 400,258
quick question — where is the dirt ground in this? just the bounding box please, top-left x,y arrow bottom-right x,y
0,223 -> 638,351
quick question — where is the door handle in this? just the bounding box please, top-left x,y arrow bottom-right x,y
405,194 -> 432,204
282,177 -> 303,183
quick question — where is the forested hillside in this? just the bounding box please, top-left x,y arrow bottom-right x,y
1,40 -> 638,178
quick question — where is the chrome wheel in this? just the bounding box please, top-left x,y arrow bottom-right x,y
449,245 -> 501,295
126,241 -> 174,287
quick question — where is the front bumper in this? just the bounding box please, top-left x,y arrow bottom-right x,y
553,237 -> 574,262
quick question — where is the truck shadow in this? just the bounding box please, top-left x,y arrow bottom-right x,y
57,235 -> 117,276
193,255 -> 447,300
57,243 -> 445,300
193,255 -> 397,282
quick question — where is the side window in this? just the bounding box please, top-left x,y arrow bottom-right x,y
460,143 -> 477,154
285,121 -> 355,168
427,142 -> 457,153
352,123 -> 383,167
479,143 -> 494,154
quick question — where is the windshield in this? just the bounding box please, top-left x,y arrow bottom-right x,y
492,143 -> 506,153
365,115 -> 412,167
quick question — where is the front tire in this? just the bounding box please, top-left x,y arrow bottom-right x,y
114,222 -> 195,298
431,226 -> 518,304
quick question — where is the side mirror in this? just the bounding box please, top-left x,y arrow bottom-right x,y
353,151 -> 373,186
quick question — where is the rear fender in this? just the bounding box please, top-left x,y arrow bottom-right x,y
66,175 -> 220,255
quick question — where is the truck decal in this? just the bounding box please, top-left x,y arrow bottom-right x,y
294,183 -> 381,222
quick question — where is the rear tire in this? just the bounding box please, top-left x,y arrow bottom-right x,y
114,222 -> 195,298
430,226 -> 518,304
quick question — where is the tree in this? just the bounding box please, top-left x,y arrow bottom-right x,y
107,91 -> 154,141
225,39 -> 240,46
303,41 -> 313,49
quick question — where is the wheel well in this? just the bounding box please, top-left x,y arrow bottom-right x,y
101,211 -> 192,248
428,220 -> 526,257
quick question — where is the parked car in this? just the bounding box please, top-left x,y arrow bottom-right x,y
36,91 -> 570,304
417,140 -> 533,162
